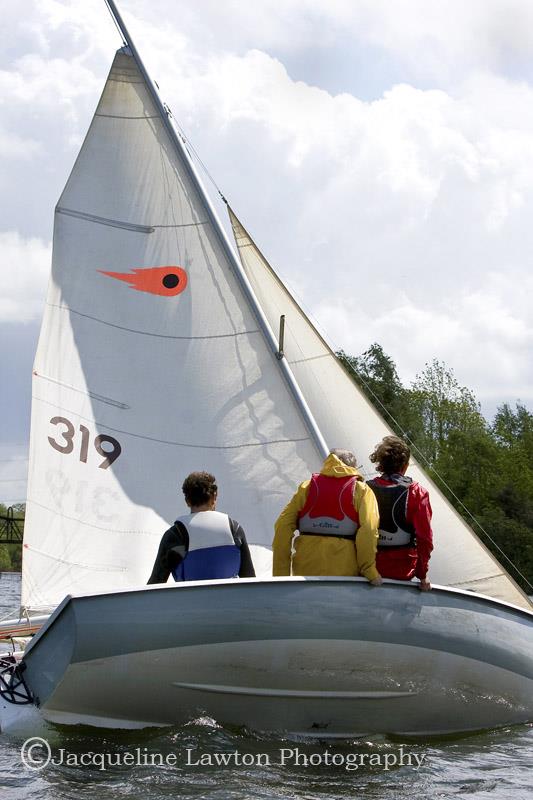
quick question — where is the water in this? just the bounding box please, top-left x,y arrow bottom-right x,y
1,573 -> 532,800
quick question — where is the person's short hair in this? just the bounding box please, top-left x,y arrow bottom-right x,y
369,436 -> 410,475
182,471 -> 218,506
330,449 -> 357,468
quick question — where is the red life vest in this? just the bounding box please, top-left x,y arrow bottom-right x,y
298,473 -> 359,538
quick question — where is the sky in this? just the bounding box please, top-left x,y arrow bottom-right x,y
1,0 -> 533,503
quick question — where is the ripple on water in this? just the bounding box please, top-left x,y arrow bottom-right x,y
2,718 -> 531,800
1,575 -> 532,800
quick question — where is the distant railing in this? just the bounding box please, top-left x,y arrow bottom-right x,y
0,507 -> 24,544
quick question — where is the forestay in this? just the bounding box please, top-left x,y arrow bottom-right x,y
22,50 -> 323,611
229,208 -> 531,610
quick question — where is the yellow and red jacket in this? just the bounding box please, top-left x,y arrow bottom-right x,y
272,454 -> 380,579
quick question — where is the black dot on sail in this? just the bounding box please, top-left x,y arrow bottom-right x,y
162,273 -> 180,289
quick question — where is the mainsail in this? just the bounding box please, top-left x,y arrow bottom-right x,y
229,209 -> 531,609
22,49 -> 324,611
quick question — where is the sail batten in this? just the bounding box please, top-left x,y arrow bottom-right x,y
57,206 -> 212,230
56,207 -> 156,233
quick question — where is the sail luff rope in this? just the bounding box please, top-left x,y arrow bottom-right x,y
169,112 -> 228,203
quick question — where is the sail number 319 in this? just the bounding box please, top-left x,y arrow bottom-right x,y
48,416 -> 122,469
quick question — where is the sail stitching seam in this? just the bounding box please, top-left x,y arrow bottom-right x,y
289,354 -> 330,366
95,113 -> 160,119
33,372 -> 129,409
23,540 -> 128,571
107,78 -> 144,84
32,394 -> 311,449
150,223 -> 209,228
25,499 -> 156,537
452,574 -> 506,585
45,303 -> 260,340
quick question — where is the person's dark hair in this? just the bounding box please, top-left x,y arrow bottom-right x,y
182,471 -> 218,507
369,436 -> 410,475
330,449 -> 357,468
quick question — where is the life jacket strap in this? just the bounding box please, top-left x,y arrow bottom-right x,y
298,531 -> 356,541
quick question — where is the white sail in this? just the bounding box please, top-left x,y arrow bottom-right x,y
228,208 -> 531,610
21,50 -> 324,611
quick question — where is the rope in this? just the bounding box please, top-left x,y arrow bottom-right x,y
168,113 -> 228,204
103,0 -> 127,45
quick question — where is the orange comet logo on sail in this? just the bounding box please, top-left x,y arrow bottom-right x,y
98,266 -> 188,296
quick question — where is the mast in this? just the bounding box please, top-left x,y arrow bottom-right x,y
103,0 -> 329,460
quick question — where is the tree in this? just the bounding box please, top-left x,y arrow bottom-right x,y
337,344 -> 417,438
337,345 -> 533,592
0,544 -> 12,571
408,359 -> 486,465
0,502 -> 24,572
493,402 -> 533,449
7,543 -> 22,571
491,403 -> 533,533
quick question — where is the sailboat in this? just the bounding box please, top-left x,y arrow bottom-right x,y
1,0 -> 532,735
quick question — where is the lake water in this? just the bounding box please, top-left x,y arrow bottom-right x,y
1,572 -> 532,800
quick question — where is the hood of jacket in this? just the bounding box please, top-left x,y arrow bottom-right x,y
320,453 -> 363,479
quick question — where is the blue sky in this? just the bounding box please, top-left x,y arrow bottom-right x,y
2,0 -> 533,502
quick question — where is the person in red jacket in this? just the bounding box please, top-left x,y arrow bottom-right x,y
367,436 -> 433,591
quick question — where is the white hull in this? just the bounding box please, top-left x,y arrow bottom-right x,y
39,639 -> 532,736
19,578 -> 533,736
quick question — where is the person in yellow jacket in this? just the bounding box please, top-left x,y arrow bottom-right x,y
273,449 -> 382,583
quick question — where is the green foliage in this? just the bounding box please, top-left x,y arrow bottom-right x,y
339,344 -> 403,413
7,543 -> 22,571
0,544 -> 12,571
338,345 -> 421,441
410,359 -> 486,465
337,344 -> 533,593
0,502 -> 24,572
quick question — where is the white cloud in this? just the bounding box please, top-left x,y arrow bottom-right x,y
313,277 -> 533,411
0,54 -> 101,110
323,0 -> 533,80
0,128 -> 41,159
1,0 -> 533,425
0,232 -> 51,323
117,0 -> 533,91
151,46 -> 533,410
